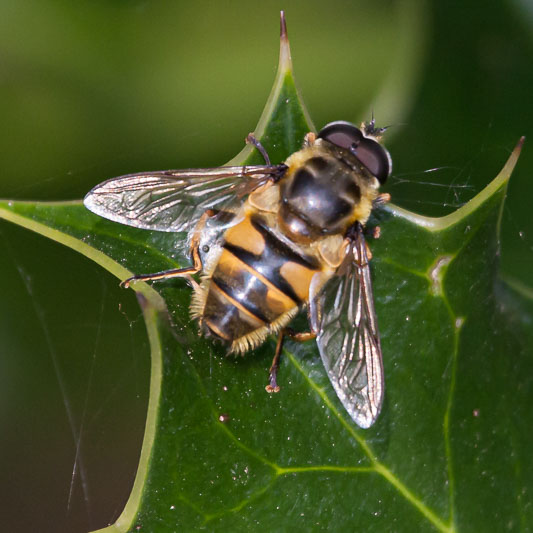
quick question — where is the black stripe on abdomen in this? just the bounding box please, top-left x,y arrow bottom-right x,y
223,214 -> 318,305
223,242 -> 303,305
210,274 -> 270,323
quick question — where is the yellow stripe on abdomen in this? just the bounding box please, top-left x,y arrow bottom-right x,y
201,212 -> 320,347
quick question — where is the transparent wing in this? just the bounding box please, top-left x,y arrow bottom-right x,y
83,165 -> 285,233
314,229 -> 384,429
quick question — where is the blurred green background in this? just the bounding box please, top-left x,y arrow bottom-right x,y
1,1 -> 532,532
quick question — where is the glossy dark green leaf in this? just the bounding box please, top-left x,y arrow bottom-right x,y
0,17 -> 531,533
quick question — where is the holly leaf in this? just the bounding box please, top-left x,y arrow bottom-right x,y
0,14 -> 531,533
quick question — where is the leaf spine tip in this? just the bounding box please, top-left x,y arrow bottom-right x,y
280,11 -> 287,41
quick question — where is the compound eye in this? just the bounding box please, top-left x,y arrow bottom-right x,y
318,121 -> 391,184
351,137 -> 391,184
318,121 -> 363,151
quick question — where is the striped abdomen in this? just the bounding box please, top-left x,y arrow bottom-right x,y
199,212 -> 320,353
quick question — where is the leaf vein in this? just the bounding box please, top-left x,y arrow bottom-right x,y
285,349 -> 452,532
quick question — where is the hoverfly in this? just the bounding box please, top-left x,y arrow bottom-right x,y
84,120 -> 391,428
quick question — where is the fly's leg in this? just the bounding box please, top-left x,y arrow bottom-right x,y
246,133 -> 288,184
265,327 -> 317,393
285,328 -> 317,342
120,245 -> 202,289
361,224 -> 380,247
266,332 -> 285,393
361,193 -> 390,245
371,226 -> 381,240
246,133 -> 271,165
121,210 -> 216,289
373,192 -> 390,207
303,132 -> 316,148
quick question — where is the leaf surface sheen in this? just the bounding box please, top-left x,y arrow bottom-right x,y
0,17 -> 531,533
